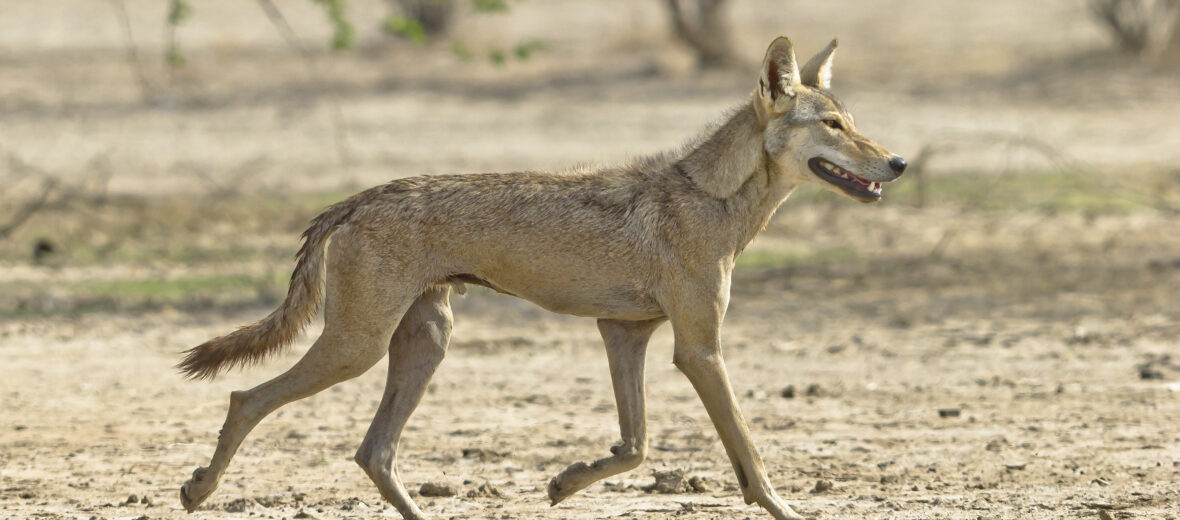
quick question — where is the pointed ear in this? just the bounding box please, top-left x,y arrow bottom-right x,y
757,37 -> 801,117
801,38 -> 838,89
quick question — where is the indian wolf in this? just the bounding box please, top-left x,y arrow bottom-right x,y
177,36 -> 906,520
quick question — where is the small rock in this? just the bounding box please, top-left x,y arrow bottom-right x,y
461,448 -> 508,460
805,384 -> 823,397
286,430 -> 307,440
293,510 -> 316,519
687,475 -> 717,493
224,497 -> 254,512
124,494 -> 139,505
985,439 -> 1005,452
780,385 -> 796,399
644,469 -> 688,494
1098,510 -> 1114,520
13,425 -> 26,431
419,482 -> 457,497
465,483 -> 504,498
32,238 -> 57,263
938,408 -> 961,418
879,474 -> 900,484
811,479 -> 834,493
1004,462 -> 1027,470
1139,365 -> 1164,380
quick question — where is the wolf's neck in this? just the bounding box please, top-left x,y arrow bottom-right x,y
677,102 -> 766,200
677,98 -> 801,256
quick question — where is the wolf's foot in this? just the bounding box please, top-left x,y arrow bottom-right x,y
179,466 -> 216,513
546,471 -> 575,506
753,491 -> 806,520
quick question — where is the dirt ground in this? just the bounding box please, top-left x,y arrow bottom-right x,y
2,1 -> 1179,519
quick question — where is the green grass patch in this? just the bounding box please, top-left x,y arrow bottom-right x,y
0,271 -> 288,318
793,167 -> 1166,214
66,272 -> 284,300
736,247 -> 856,269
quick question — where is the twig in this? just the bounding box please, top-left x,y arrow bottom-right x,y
0,179 -> 58,239
255,0 -> 354,166
906,143 -> 957,208
904,129 -> 1096,208
928,228 -> 957,260
107,0 -> 155,102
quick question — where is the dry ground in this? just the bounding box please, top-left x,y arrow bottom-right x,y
2,1 -> 1180,519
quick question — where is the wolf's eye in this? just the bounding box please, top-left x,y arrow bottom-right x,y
822,119 -> 843,131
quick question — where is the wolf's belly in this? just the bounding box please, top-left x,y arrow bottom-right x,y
444,272 -> 664,321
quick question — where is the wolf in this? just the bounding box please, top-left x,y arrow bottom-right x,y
176,37 -> 906,520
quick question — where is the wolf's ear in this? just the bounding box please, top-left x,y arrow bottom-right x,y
757,37 -> 801,118
801,38 -> 837,90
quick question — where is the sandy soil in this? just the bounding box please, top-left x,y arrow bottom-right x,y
2,1 -> 1179,519
3,202 -> 1178,520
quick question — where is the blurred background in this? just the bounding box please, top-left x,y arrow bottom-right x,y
1,0 -> 1178,315
1,2 -> 1178,518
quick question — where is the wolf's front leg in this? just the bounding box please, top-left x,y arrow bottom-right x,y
668,299 -> 804,520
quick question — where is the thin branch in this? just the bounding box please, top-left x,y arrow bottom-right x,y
0,179 -> 58,239
255,0 -> 354,166
107,0 -> 155,102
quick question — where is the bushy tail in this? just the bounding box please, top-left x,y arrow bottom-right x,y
177,200 -> 357,380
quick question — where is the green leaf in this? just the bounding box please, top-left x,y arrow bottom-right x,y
167,0 -> 192,26
330,21 -> 355,50
384,15 -> 427,44
166,43 -> 186,69
313,0 -> 354,50
512,39 -> 547,60
488,49 -> 506,66
449,41 -> 474,61
471,0 -> 508,13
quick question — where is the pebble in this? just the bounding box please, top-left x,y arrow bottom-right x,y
812,479 -> 834,493
780,385 -> 796,399
419,482 -> 457,497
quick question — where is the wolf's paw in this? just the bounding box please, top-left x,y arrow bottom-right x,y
179,466 -> 215,513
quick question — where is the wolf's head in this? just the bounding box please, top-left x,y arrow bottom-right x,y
755,37 -> 905,203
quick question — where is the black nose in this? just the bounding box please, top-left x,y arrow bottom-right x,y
888,156 -> 907,175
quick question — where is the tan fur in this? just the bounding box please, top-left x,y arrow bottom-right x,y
177,37 -> 905,520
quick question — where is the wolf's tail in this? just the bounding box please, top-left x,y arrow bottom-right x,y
177,199 -> 358,380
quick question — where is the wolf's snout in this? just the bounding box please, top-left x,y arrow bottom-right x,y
888,156 -> 907,176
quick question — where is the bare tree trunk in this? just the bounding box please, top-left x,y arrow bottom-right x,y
392,0 -> 456,37
1089,0 -> 1180,57
663,0 -> 736,69
1170,8 -> 1180,52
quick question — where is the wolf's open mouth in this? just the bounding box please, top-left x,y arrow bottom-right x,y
808,158 -> 882,202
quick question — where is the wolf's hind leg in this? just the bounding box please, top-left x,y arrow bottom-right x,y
180,239 -> 416,512
354,285 -> 452,520
547,318 -> 664,505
